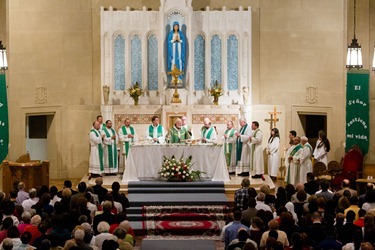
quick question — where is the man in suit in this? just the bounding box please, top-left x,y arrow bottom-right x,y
57,180 -> 78,198
335,179 -> 358,197
93,201 -> 116,235
241,197 -> 258,227
306,212 -> 326,248
304,172 -> 319,195
92,177 -> 108,203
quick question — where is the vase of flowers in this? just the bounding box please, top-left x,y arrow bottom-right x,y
128,82 -> 143,106
209,80 -> 224,105
159,155 -> 204,182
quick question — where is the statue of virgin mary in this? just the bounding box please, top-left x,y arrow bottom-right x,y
167,22 -> 186,83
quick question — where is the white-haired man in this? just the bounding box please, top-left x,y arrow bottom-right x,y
235,118 -> 252,176
300,136 -> 313,183
95,221 -> 117,250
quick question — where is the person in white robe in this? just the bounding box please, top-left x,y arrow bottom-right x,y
101,120 -> 118,175
285,136 -> 304,185
118,118 -> 137,171
249,121 -> 264,178
313,130 -> 330,168
89,121 -> 104,178
181,115 -> 194,140
235,118 -> 252,176
145,115 -> 166,144
199,117 -> 217,143
223,120 -> 237,174
300,136 -> 313,183
267,128 -> 280,180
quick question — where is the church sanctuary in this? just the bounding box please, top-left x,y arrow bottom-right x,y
0,0 -> 374,249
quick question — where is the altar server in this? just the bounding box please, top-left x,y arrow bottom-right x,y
89,121 -> 104,178
313,130 -> 330,168
146,115 -> 166,144
235,118 -> 251,176
200,117 -> 217,143
101,120 -> 118,175
223,120 -> 237,174
249,121 -> 264,179
169,118 -> 190,143
300,136 -> 313,183
267,128 -> 280,180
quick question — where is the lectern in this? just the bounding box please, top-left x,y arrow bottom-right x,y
1,153 -> 49,195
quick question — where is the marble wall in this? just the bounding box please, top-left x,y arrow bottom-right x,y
2,0 -> 375,181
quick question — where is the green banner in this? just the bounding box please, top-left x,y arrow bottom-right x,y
0,74 -> 9,163
346,70 -> 369,155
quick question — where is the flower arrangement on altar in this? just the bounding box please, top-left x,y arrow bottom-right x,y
159,155 -> 204,182
208,80 -> 224,105
128,82 -> 143,105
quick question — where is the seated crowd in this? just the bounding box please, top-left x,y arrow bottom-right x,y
226,174 -> 375,250
0,178 -> 132,250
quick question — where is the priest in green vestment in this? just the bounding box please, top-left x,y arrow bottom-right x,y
222,120 -> 237,174
146,115 -> 166,144
89,121 -> 105,178
235,118 -> 251,176
169,118 -> 190,143
96,115 -> 106,131
285,136 -> 303,185
182,115 -> 194,139
101,120 -> 118,175
119,118 -> 137,158
200,117 -> 217,143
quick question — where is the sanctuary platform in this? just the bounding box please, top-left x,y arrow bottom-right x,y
81,173 -> 276,195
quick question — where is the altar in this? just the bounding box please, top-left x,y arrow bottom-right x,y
121,144 -> 230,183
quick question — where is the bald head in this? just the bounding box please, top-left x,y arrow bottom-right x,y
175,118 -> 182,129
296,183 -> 305,191
95,177 -> 103,186
301,136 -> 308,145
203,117 -> 211,128
293,136 -> 301,145
342,179 -> 350,187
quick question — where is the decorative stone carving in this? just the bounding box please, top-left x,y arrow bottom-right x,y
35,86 -> 47,104
103,85 -> 110,105
242,86 -> 249,105
306,86 -> 318,104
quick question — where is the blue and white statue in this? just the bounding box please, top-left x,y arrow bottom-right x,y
167,22 -> 186,83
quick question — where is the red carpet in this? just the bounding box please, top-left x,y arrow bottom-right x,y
143,205 -> 227,237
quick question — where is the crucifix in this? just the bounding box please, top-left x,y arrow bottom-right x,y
264,106 -> 282,130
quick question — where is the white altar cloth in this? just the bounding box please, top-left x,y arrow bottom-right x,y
121,144 -> 230,183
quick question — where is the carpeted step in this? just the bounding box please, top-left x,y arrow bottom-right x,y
128,193 -> 228,206
128,181 -> 225,188
127,181 -> 228,236
128,187 -> 225,193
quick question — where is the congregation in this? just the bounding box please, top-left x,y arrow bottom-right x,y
0,178 -> 132,249
227,176 -> 375,250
